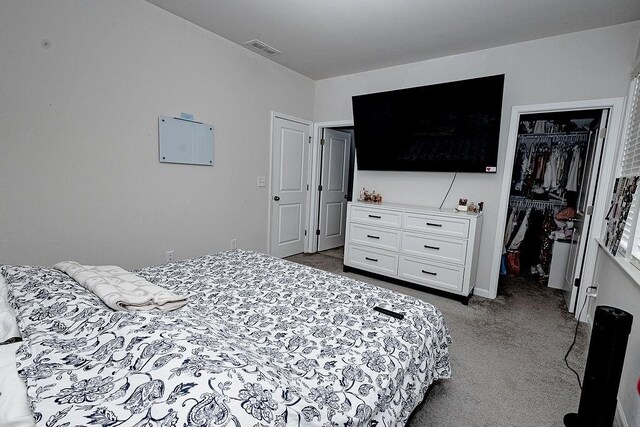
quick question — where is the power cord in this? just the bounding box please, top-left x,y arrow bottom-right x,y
439,172 -> 457,210
564,286 -> 597,389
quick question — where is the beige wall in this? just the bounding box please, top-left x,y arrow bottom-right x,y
0,0 -> 315,269
314,21 -> 640,296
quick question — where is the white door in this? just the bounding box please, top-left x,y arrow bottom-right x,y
317,129 -> 352,251
269,116 -> 311,258
563,109 -> 608,312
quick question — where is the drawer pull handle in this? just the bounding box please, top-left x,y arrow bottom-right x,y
421,270 -> 437,276
365,257 -> 379,262
367,234 -> 380,239
368,215 -> 382,219
426,222 -> 443,227
423,245 -> 440,250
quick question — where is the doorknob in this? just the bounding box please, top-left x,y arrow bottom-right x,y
344,195 -> 348,199
273,196 -> 280,201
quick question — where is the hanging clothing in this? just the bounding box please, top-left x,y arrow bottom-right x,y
513,150 -> 524,192
503,205 -> 565,277
538,209 -> 557,274
533,120 -> 547,134
520,209 -> 544,270
543,151 -> 559,190
566,145 -> 581,192
514,145 -> 533,192
504,209 -> 518,246
512,140 -> 584,199
535,153 -> 547,180
558,150 -> 571,190
508,208 -> 531,250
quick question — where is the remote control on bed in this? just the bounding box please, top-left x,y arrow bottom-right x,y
373,306 -> 405,320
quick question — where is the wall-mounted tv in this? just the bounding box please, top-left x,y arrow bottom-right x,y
352,74 -> 504,173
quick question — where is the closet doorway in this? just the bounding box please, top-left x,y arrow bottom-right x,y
501,108 -> 608,313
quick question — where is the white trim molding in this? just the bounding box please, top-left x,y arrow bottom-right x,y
615,399 -> 629,427
472,287 -> 490,298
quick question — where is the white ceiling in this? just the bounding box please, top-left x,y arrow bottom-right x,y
145,0 -> 640,80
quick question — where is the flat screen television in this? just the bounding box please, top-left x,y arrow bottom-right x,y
352,74 -> 504,173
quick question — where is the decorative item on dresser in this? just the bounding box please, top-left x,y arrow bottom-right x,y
343,201 -> 483,303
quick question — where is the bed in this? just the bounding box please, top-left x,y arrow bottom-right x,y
0,249 -> 451,426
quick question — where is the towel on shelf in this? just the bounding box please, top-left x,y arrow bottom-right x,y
53,261 -> 188,312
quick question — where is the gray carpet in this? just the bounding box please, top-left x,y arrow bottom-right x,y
286,249 -> 589,427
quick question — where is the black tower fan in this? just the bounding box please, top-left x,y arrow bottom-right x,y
564,305 -> 633,427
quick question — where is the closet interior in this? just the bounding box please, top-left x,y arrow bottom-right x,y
502,110 -> 603,301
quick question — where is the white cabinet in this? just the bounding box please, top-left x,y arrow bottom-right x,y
344,202 -> 483,300
548,240 -> 572,290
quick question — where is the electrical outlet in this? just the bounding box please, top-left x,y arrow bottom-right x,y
257,176 -> 266,187
166,250 -> 175,263
231,239 -> 237,250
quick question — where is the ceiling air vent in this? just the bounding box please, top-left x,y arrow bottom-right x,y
244,39 -> 282,57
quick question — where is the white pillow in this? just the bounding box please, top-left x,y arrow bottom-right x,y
0,342 -> 35,427
0,274 -> 21,343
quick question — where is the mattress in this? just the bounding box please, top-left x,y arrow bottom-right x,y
1,249 -> 451,426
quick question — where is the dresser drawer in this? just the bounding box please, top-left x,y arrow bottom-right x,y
402,232 -> 467,265
398,256 -> 464,292
346,245 -> 398,275
349,223 -> 400,251
350,205 -> 402,228
403,212 -> 469,238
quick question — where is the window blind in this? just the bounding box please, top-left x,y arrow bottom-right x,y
621,76 -> 640,175
618,73 -> 640,258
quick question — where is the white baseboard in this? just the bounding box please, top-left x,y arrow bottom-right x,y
615,399 -> 628,427
472,287 -> 490,298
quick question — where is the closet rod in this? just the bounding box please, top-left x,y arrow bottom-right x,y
517,132 -> 590,145
519,131 -> 590,137
509,198 -> 567,209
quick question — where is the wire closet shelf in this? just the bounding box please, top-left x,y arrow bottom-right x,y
509,197 -> 567,210
517,131 -> 591,146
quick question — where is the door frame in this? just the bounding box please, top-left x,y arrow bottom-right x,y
489,98 -> 625,321
308,120 -> 354,253
267,111 -> 314,256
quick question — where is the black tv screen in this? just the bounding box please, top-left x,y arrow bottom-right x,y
352,74 -> 504,173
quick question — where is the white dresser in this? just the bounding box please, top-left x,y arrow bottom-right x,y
343,201 -> 483,300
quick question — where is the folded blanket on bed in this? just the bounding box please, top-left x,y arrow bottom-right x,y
52,261 -> 187,311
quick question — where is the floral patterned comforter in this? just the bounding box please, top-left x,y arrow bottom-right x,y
2,250 -> 451,426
